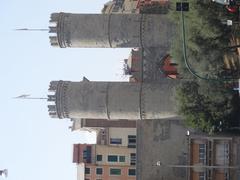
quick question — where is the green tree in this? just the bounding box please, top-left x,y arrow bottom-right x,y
169,0 -> 240,133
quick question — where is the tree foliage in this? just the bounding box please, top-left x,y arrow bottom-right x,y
176,81 -> 239,133
168,0 -> 240,133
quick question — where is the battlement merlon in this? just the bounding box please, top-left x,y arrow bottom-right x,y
48,80 -> 70,119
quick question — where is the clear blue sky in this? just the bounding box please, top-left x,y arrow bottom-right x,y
0,1 -> 130,180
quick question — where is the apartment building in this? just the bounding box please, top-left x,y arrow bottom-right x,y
71,118 -> 137,180
137,119 -> 240,180
189,135 -> 240,180
73,144 -> 136,180
102,0 -> 169,14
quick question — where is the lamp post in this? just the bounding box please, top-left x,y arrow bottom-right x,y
15,28 -> 48,31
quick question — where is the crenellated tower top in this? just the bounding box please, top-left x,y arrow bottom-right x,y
49,13 -> 66,47
48,80 -> 70,118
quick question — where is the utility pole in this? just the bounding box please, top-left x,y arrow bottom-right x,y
15,28 -> 48,31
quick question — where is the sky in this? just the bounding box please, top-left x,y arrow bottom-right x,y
0,1 -> 131,180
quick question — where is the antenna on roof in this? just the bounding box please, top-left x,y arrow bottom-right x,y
14,28 -> 48,31
13,94 -> 47,100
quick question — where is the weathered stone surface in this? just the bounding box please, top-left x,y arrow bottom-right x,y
48,80 -> 179,120
137,119 -> 188,180
49,13 -> 175,48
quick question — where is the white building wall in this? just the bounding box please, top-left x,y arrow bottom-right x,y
95,145 -> 136,166
77,163 -> 85,180
108,128 -> 136,147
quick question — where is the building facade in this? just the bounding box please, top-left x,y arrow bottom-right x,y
78,163 -> 136,180
73,142 -> 136,180
71,115 -> 137,180
136,119 -> 240,180
70,118 -> 136,131
100,0 -> 177,84
189,135 -> 240,180
101,0 -> 170,14
136,119 -> 188,180
123,48 -> 178,82
102,0 -> 139,14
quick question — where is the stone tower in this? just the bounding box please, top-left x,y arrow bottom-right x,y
49,13 -> 175,48
47,79 -> 178,120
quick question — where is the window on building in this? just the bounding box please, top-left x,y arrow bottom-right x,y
96,168 -> 103,175
96,155 -> 102,161
199,172 -> 205,180
83,146 -> 92,163
128,144 -> 136,148
108,155 -> 118,162
85,167 -> 90,174
110,168 -> 121,175
199,144 -> 206,149
119,156 -> 125,162
128,135 -> 136,148
128,169 -> 136,176
110,138 -> 122,145
130,153 -> 136,165
199,144 -> 206,164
